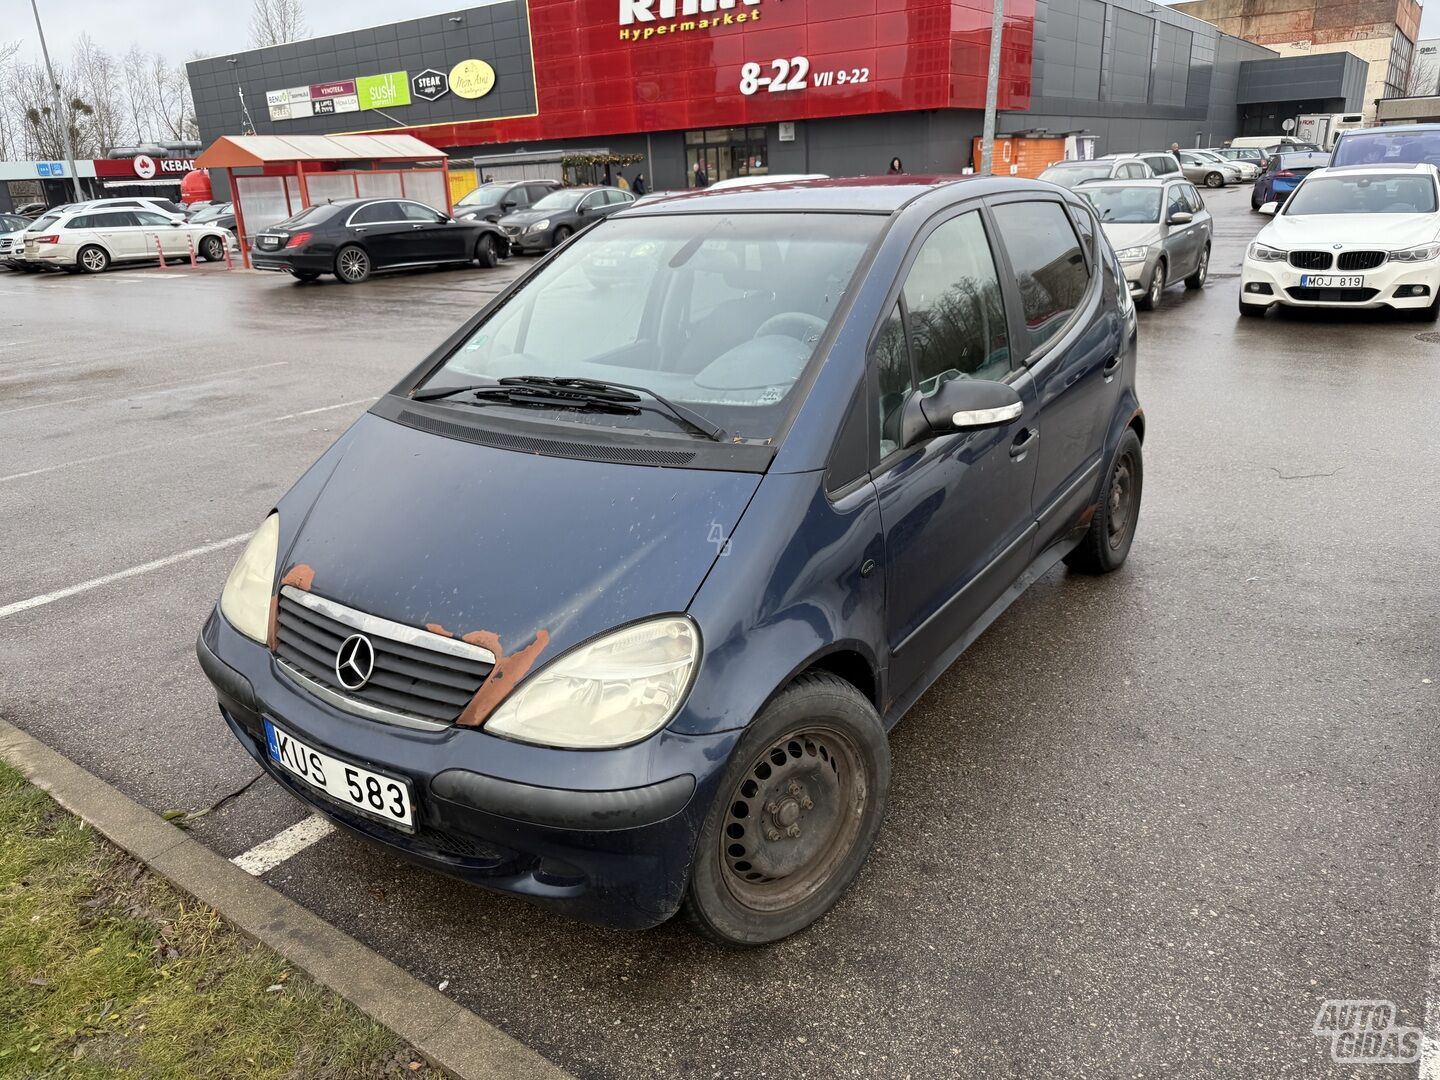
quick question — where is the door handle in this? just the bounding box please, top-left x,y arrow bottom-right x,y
1103,354 -> 1121,374
1009,428 -> 1039,459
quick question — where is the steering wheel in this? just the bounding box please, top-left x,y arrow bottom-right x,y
755,312 -> 827,344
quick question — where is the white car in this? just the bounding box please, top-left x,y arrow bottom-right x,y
1177,150 -> 1244,187
22,206 -> 232,273
0,212 -> 28,267
68,196 -> 188,221
1239,163 -> 1440,320
705,173 -> 828,191
1192,148 -> 1259,182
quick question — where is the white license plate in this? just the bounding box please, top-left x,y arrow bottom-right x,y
264,719 -> 414,829
1300,275 -> 1363,288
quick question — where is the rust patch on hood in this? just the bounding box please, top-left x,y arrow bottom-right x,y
281,564 -> 316,591
454,628 -> 552,728
425,623 -> 455,638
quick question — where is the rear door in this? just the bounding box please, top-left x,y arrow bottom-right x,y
347,201 -> 409,267
987,194 -> 1112,554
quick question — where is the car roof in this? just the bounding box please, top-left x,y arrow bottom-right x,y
1276,151 -> 1330,164
1345,123 -> 1440,133
1044,160 -> 1110,167
620,175 -> 1039,215
1073,178 -> 1173,187
1309,163 -> 1439,177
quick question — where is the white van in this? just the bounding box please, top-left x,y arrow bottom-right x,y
1229,135 -> 1309,150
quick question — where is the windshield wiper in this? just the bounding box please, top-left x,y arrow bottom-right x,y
413,376 -> 725,441
501,377 -> 725,441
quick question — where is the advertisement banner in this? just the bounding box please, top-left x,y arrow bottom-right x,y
356,71 -> 410,111
311,80 -> 356,98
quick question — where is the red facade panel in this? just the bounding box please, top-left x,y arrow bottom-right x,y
370,0 -> 1032,150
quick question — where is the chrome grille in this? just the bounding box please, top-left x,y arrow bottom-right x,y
1337,250 -> 1385,271
274,587 -> 493,725
1288,250 -> 1331,271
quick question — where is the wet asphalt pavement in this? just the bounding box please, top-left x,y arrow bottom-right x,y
2,189 -> 1438,1080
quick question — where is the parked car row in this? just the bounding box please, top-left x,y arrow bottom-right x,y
1,205 -> 231,273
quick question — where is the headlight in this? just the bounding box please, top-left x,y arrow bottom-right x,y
1388,243 -> 1440,263
1113,246 -> 1150,263
1248,243 -> 1287,262
485,617 -> 699,748
526,218 -> 551,233
219,514 -> 280,644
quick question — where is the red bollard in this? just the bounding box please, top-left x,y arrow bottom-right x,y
187,233 -> 198,269
154,235 -> 168,269
222,235 -> 234,271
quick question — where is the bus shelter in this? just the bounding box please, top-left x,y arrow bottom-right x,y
194,134 -> 452,268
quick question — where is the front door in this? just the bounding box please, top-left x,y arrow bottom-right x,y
987,195 -> 1111,553
399,201 -> 466,261
871,208 -> 1040,698
1160,183 -> 1198,279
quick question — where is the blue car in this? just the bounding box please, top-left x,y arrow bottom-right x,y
197,176 -> 1144,944
1332,124 -> 1440,169
1252,151 -> 1331,211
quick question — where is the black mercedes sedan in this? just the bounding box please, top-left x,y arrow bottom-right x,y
251,197 -> 511,284
498,186 -> 635,253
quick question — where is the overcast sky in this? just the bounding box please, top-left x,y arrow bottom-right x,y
10,0 -> 1439,70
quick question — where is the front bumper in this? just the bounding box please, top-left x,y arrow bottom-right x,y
506,229 -> 553,253
197,607 -> 738,929
1239,256 -> 1440,310
1119,250 -> 1161,296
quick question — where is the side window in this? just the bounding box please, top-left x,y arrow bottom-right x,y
580,191 -> 606,210
526,184 -> 554,204
1166,186 -> 1187,220
989,201 -> 1089,351
1070,200 -> 1095,253
352,202 -> 400,224
133,211 -> 171,226
871,302 -> 912,460
400,202 -> 444,222
106,212 -> 141,227
505,187 -> 529,209
901,210 -> 1011,390
68,214 -> 94,230
1184,185 -> 1205,212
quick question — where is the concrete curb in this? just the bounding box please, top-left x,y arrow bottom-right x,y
0,718 -> 573,1080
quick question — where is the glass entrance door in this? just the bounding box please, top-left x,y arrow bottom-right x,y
685,127 -> 769,184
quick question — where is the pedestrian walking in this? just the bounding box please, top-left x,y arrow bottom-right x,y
633,172 -> 648,196
617,173 -> 630,192
888,156 -> 904,174
694,160 -> 709,188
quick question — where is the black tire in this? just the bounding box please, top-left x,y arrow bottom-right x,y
334,244 -> 370,284
1238,293 -> 1267,318
1065,428 -> 1143,575
199,235 -> 226,262
1205,171 -> 1225,189
683,672 -> 890,946
1413,293 -> 1440,322
1184,245 -> 1209,290
551,225 -> 572,247
291,270 -> 320,283
1136,261 -> 1165,310
77,245 -> 110,274
474,233 -> 499,269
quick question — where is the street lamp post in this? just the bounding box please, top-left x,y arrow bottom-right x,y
29,0 -> 84,202
979,0 -> 1006,174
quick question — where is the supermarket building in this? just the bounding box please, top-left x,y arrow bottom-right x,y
186,0 -> 1367,198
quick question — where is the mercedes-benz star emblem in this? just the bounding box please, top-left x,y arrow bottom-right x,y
335,633 -> 376,690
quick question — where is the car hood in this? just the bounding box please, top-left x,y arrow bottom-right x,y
499,208 -> 566,227
276,411 -> 760,677
1260,214 -> 1440,248
1101,222 -> 1163,248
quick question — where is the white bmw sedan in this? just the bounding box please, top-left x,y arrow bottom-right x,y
1240,163 -> 1440,320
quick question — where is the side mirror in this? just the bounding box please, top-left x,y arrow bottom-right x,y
501,200 -> 516,210
903,378 -> 1023,446
1259,202 -> 1278,216
1168,211 -> 1193,225
170,220 -> 183,227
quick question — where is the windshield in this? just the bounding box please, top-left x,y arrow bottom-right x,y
1041,165 -> 1111,187
1333,129 -> 1440,168
531,189 -> 587,211
1079,186 -> 1162,224
272,204 -> 340,229
457,185 -> 506,208
0,215 -> 24,231
191,203 -> 231,222
418,213 -> 883,441
1285,174 -> 1438,215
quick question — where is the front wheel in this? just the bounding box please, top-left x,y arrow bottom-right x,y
1185,245 -> 1209,289
1205,171 -> 1225,189
77,245 -> 110,274
334,244 -> 370,284
683,672 -> 890,946
1064,428 -> 1143,575
474,233 -> 498,269
1238,293 -> 1267,318
199,235 -> 226,262
1136,262 -> 1165,310
551,225 -> 572,248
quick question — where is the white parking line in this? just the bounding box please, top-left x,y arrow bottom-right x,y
0,533 -> 251,621
231,815 -> 336,876
0,397 -> 371,484
0,360 -> 289,417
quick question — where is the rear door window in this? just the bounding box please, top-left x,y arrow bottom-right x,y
351,202 -> 400,225
989,200 -> 1089,351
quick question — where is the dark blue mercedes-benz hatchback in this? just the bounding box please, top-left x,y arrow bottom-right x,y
198,176 -> 1143,944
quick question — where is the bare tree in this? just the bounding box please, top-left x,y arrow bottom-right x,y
71,34 -> 127,153
0,39 -> 22,160
1403,52 -> 1440,97
10,60 -> 97,159
249,0 -> 307,48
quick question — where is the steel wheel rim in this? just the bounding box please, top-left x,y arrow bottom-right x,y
340,250 -> 367,279
82,249 -> 105,271
719,726 -> 868,913
1107,452 -> 1136,548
